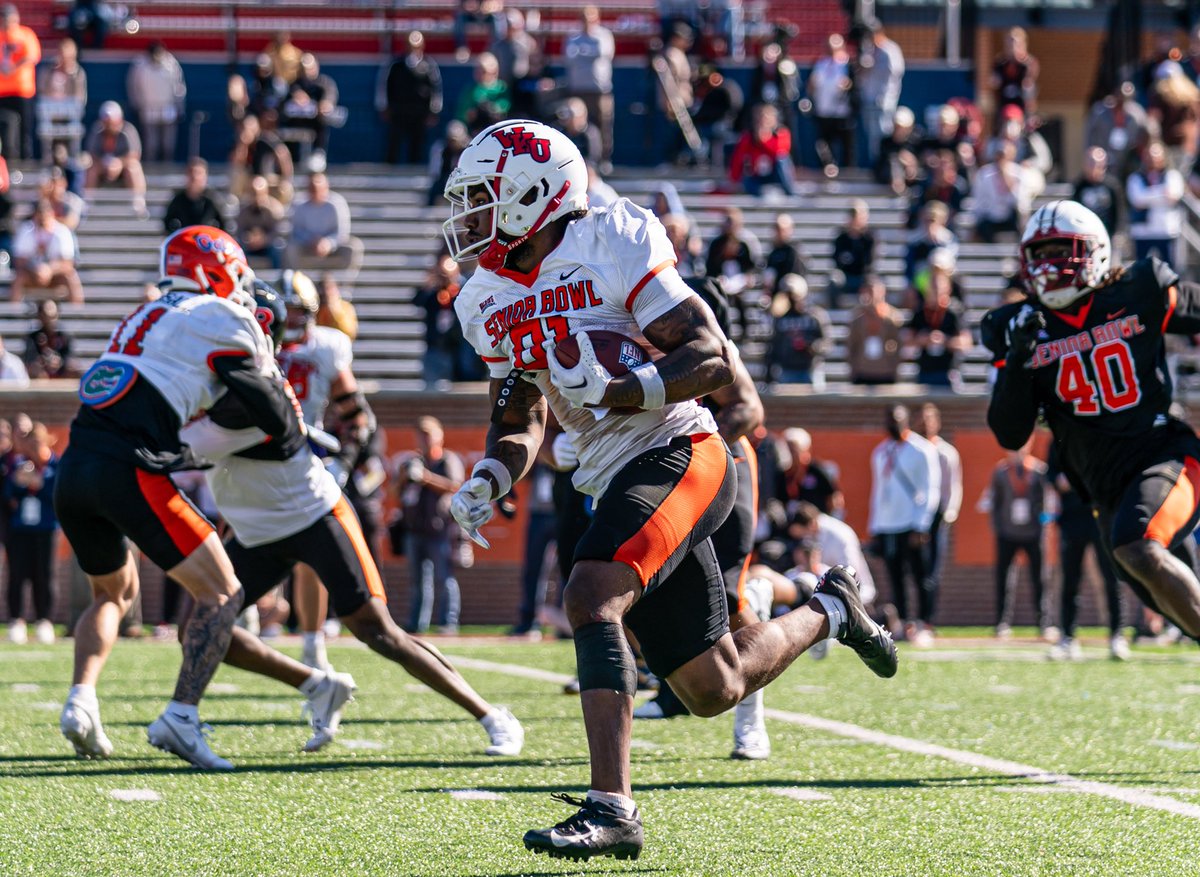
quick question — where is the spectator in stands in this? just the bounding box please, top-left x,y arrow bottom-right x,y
83,101 -> 147,220
10,201 -> 82,304
856,19 -> 905,168
229,112 -> 294,206
267,31 -> 302,85
36,170 -> 82,240
126,41 -> 187,163
689,63 -> 743,167
236,175 -> 285,270
980,440 -> 1050,639
704,206 -> 762,296
425,120 -> 470,208
772,427 -> 843,518
249,53 -> 289,118
767,274 -> 830,388
225,72 -> 250,134
915,402 -> 962,630
0,335 -> 28,385
416,251 -> 466,389
0,5 -> 37,161
728,103 -> 796,197
68,0 -> 119,51
163,158 -> 225,234
491,9 -> 536,91
655,22 -> 695,165
585,162 -> 619,208
556,98 -> 602,166
1072,146 -> 1123,238
831,200 -> 875,306
869,405 -> 940,645
3,422 -> 61,646
747,39 -> 800,159
378,32 -> 443,166
282,53 -> 339,167
23,300 -> 77,380
659,213 -> 705,279
1086,81 -> 1152,181
902,270 -> 971,389
456,53 -> 511,135
919,104 -> 973,179
37,39 -> 87,155
763,213 -> 806,295
317,273 -> 358,342
875,106 -> 922,194
970,140 -> 1035,243
990,26 -> 1038,128
1126,140 -> 1185,269
50,143 -> 84,198
564,6 -> 615,173
910,246 -> 963,308
395,416 -> 465,634
848,275 -> 903,385
0,149 -> 12,260
510,460 -> 558,638
454,0 -> 507,62
907,149 -> 968,230
807,34 -> 854,178
904,200 -> 958,286
285,172 -> 364,285
1148,60 -> 1200,175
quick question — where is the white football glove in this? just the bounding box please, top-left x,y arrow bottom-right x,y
544,332 -> 611,408
550,432 -> 578,471
450,476 -> 494,548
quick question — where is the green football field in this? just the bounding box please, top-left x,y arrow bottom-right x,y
2,632 -> 1199,877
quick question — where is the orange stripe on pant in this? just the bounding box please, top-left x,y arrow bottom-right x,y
1145,456 -> 1200,546
331,496 -> 388,603
734,434 -> 759,614
135,469 -> 213,560
614,433 -> 727,587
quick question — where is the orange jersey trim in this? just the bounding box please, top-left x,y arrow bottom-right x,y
135,469 -> 213,560
331,496 -> 387,602
1145,456 -> 1200,547
614,433 -> 726,587
733,434 -> 759,614
1163,284 -> 1178,334
624,259 -> 676,311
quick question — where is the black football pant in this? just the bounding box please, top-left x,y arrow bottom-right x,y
995,537 -> 1045,628
7,530 -> 54,621
879,531 -> 931,624
1059,518 -> 1122,637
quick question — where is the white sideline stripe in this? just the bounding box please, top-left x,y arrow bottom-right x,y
765,708 -> 1200,821
771,788 -> 832,802
12,683 -> 40,692
341,739 -> 385,751
448,789 -> 504,801
442,655 -> 1200,823
1151,740 -> 1200,751
110,789 -> 162,802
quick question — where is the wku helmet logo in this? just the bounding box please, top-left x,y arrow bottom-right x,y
491,126 -> 551,163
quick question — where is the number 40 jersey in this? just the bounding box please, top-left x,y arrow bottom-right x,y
981,257 -> 1200,504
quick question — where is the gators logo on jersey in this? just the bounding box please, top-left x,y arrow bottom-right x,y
78,361 -> 138,409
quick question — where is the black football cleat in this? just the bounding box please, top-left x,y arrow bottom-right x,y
814,565 -> 899,679
523,793 -> 644,862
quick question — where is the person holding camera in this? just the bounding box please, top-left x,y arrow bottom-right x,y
4,422 -> 60,644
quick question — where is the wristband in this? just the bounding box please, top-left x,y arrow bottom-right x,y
472,458 -> 513,500
631,361 -> 665,410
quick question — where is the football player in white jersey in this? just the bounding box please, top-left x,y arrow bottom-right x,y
173,282 -> 524,756
54,226 -> 305,770
275,269 -> 367,670
443,120 -> 898,862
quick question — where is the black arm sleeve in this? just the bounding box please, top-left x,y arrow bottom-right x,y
988,365 -> 1040,450
210,353 -> 304,443
1166,280 -> 1200,335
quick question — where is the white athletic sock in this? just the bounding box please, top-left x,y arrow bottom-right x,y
298,671 -> 327,696
811,593 -> 847,641
587,789 -> 637,818
733,687 -> 765,730
68,684 -> 97,705
166,700 -> 199,723
302,631 -> 325,650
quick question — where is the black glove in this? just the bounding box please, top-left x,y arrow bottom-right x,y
1005,304 -> 1046,367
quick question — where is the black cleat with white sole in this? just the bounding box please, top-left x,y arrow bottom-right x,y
814,565 -> 898,678
523,793 -> 643,862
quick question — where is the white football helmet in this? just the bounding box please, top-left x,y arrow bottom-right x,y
1019,200 -> 1112,310
442,119 -> 589,271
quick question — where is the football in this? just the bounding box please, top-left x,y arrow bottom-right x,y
553,330 -> 650,376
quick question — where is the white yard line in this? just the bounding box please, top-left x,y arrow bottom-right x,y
446,653 -> 1200,822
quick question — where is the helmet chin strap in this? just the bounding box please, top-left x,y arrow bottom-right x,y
479,181 -> 572,272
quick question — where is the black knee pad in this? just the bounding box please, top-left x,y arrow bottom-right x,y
574,621 -> 637,696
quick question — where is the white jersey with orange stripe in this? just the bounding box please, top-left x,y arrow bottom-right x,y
456,198 -> 718,499
277,325 -> 353,427
178,417 -> 341,548
98,289 -> 272,425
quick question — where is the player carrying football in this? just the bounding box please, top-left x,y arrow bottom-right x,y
982,200 -> 1200,646
443,119 -> 898,862
55,226 -> 303,769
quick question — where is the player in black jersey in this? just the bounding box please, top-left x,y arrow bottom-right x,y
982,200 -> 1200,643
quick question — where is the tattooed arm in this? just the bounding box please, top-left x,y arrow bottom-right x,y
477,375 -> 548,496
599,296 -> 736,410
706,348 -> 764,444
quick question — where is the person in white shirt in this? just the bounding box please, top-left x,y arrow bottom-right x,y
857,20 -> 905,166
443,118 -> 896,862
563,6 -> 615,171
10,200 -> 83,303
1127,140 -> 1185,271
0,335 -> 29,386
807,33 -> 855,177
868,405 -> 940,644
971,141 -> 1035,243
126,41 -> 187,162
915,402 -> 961,628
